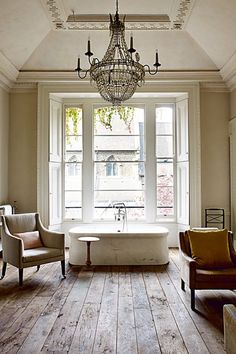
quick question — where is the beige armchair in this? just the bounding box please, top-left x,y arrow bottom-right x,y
179,229 -> 236,311
0,213 -> 66,285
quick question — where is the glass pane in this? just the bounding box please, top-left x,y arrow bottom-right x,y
157,207 -> 173,217
65,191 -> 81,209
157,162 -> 173,187
94,190 -> 144,205
65,207 -> 82,219
94,135 -> 144,159
94,107 -> 144,135
156,136 -> 173,157
94,162 -> 145,190
65,136 -> 82,152
65,108 -> 82,135
94,191 -> 144,220
95,149 -> 144,162
65,163 -> 82,190
156,121 -> 172,135
65,152 -> 82,163
157,186 -> 174,208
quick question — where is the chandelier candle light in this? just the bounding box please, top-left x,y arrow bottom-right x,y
75,0 -> 161,106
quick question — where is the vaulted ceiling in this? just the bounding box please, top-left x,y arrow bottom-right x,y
1,0 -> 236,89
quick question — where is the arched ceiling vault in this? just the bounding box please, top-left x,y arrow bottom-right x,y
0,0 -> 236,89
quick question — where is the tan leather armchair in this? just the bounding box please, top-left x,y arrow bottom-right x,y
179,230 -> 236,311
0,213 -> 66,285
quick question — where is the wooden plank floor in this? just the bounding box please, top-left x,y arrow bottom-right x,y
0,249 -> 236,354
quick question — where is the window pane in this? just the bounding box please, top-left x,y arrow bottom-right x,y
65,191 -> 82,219
94,106 -> 145,221
65,152 -> 82,163
94,190 -> 144,221
94,107 -> 144,135
64,107 -> 83,219
65,136 -> 82,154
94,135 -> 143,158
65,163 -> 82,189
156,136 -> 173,157
157,162 -> 173,187
65,108 -> 82,135
156,105 -> 175,218
65,207 -> 82,219
94,162 -> 145,190
157,186 -> 174,215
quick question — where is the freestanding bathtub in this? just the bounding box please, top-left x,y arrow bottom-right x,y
69,224 -> 169,265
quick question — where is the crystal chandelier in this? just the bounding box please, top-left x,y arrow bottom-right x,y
75,0 -> 161,106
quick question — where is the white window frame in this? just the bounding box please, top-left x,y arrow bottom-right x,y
37,83 -> 201,232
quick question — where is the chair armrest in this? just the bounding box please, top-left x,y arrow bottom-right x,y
228,232 -> 236,266
179,250 -> 197,287
224,304 -> 236,353
36,214 -> 65,250
1,229 -> 23,266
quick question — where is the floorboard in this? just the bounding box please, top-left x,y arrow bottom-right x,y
0,249 -> 235,354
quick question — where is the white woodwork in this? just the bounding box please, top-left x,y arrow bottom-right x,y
49,99 -> 62,162
176,97 -> 189,227
229,118 -> 236,234
49,162 -> 62,226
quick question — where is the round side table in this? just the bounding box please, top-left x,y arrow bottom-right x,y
78,236 -> 100,268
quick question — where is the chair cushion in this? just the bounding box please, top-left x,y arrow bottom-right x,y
196,268 -> 236,283
14,231 -> 43,250
22,247 -> 63,263
188,229 -> 234,269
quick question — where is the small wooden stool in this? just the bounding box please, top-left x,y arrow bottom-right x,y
78,236 -> 100,268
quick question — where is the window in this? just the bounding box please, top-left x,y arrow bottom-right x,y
106,155 -> 118,176
93,107 -> 145,220
59,101 -> 188,224
156,105 -> 175,217
64,107 -> 82,219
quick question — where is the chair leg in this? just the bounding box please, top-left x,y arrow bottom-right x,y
36,265 -> 40,272
191,289 -> 195,311
181,278 -> 185,291
19,268 -> 23,286
0,262 -> 7,279
61,260 -> 66,278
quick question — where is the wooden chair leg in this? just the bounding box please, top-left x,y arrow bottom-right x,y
0,262 -> 7,279
36,265 -> 40,272
191,289 -> 195,311
61,260 -> 66,278
19,268 -> 23,286
181,278 -> 185,291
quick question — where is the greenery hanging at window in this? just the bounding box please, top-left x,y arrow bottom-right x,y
94,106 -> 135,131
65,107 -> 82,145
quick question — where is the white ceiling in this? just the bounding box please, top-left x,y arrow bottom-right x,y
0,0 -> 236,86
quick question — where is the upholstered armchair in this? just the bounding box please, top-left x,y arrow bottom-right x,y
179,229 -> 236,311
0,213 -> 66,285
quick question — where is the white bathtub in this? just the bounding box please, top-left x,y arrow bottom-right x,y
69,224 -> 169,265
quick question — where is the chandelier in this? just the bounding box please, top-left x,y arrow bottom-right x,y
75,0 -> 161,106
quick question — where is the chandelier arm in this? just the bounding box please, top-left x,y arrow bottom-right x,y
143,64 -> 159,76
76,69 -> 90,79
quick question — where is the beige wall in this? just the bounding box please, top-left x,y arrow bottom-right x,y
230,88 -> 236,120
9,91 -> 37,213
200,90 -> 230,227
0,86 -> 9,204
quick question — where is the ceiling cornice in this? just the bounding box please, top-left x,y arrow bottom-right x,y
220,51 -> 236,91
0,52 -> 19,89
40,0 -> 195,31
16,69 -> 222,85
